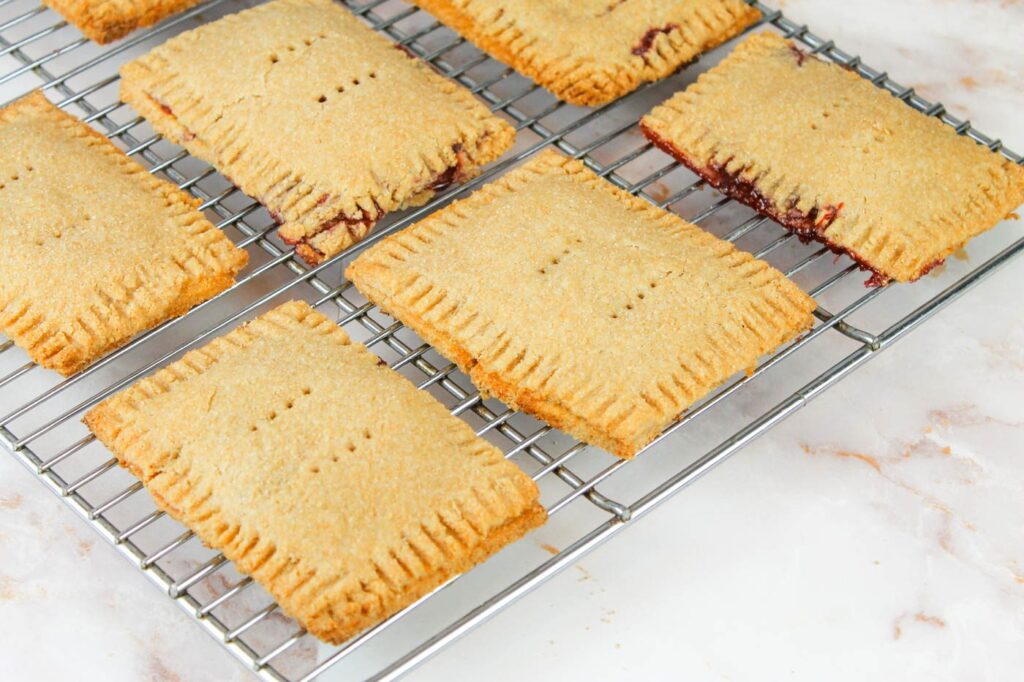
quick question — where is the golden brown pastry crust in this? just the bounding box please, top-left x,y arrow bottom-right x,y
43,0 -> 204,44
84,300 -> 545,644
119,0 -> 515,265
641,33 -> 1024,284
0,92 -> 247,376
347,150 -> 816,458
409,0 -> 761,106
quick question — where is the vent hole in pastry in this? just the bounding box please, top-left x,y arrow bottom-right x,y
369,71 -> 377,79
331,455 -> 339,463
335,85 -> 344,93
346,442 -> 356,452
317,95 -> 327,103
270,54 -> 279,63
268,410 -> 277,420
285,400 -> 294,409
352,78 -> 360,85
250,425 -> 257,432
301,386 -> 311,395
310,465 -> 320,474
538,248 -> 571,275
363,429 -> 372,440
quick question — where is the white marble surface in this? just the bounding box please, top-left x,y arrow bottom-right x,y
2,0 -> 1023,680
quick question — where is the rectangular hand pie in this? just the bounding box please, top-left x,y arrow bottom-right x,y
43,0 -> 203,44
0,92 -> 247,376
641,32 -> 1024,285
120,0 -> 515,265
346,150 -> 816,458
409,0 -> 761,106
84,300 -> 545,644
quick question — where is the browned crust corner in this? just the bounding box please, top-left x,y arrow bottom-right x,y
311,500 -> 546,643
43,0 -> 204,44
349,269 -> 644,459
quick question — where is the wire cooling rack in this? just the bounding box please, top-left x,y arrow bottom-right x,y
0,0 -> 1022,679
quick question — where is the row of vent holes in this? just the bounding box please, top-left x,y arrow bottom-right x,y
0,164 -> 34,191
249,386 -> 311,432
317,72 -> 378,103
538,248 -> 572,275
810,99 -> 848,130
309,428 -> 372,474
269,33 -> 329,64
610,279 -> 664,319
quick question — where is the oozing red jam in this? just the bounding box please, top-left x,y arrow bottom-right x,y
789,44 -> 808,67
148,87 -> 473,265
394,43 -> 416,59
146,93 -> 194,140
426,144 -> 469,193
281,145 -> 471,264
632,24 -> 680,56
641,122 -> 904,287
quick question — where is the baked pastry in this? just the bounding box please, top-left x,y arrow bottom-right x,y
409,0 -> 761,106
43,0 -> 203,44
120,0 -> 515,265
84,300 -> 545,644
346,151 -> 816,458
641,32 -> 1024,285
0,92 -> 247,376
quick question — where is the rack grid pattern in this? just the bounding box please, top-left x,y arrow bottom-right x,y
0,0 -> 1021,679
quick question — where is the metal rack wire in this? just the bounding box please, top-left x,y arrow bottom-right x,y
0,0 -> 1021,679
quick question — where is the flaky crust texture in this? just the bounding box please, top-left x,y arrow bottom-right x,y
43,0 -> 203,44
0,92 -> 247,376
119,0 -> 515,265
641,32 -> 1024,284
347,150 -> 816,458
84,301 -> 544,644
410,0 -> 760,106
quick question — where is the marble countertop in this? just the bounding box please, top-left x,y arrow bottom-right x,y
2,0 -> 1023,680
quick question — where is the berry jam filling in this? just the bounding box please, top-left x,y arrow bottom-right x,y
632,24 -> 680,57
283,144 -> 471,263
146,86 -> 473,265
145,93 -> 196,141
641,122 -> 906,287
789,44 -> 808,67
